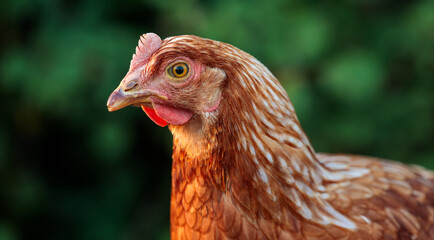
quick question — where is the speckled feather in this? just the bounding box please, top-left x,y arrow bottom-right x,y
120,34 -> 434,239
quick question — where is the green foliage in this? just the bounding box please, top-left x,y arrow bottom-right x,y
321,50 -> 384,103
0,0 -> 433,239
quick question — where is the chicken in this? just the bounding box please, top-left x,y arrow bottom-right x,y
107,33 -> 434,239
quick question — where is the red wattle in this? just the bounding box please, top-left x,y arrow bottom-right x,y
152,102 -> 193,126
141,106 -> 168,127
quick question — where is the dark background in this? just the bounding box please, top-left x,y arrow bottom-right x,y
1,0 -> 433,239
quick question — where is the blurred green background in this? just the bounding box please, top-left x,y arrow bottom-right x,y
1,0 -> 433,239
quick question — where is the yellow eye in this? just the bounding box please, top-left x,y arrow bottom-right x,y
170,63 -> 189,78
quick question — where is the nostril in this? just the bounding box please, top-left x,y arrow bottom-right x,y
124,80 -> 138,91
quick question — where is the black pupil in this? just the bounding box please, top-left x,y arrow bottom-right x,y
175,65 -> 185,75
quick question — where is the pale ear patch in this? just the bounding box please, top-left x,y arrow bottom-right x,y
200,68 -> 226,112
130,33 -> 162,71
203,94 -> 221,112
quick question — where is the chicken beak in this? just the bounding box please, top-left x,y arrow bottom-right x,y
107,83 -> 167,112
107,87 -> 129,112
106,77 -> 144,112
107,67 -> 168,112
107,84 -> 159,112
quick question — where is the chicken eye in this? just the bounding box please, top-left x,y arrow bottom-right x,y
170,63 -> 189,78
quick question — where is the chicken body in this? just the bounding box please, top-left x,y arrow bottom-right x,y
107,33 -> 434,239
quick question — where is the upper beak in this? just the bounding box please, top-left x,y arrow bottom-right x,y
107,82 -> 159,112
107,86 -> 135,112
107,69 -> 168,112
107,83 -> 168,112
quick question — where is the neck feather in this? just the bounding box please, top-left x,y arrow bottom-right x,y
169,46 -> 357,230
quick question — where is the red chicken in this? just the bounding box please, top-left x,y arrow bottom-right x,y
107,33 -> 434,239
